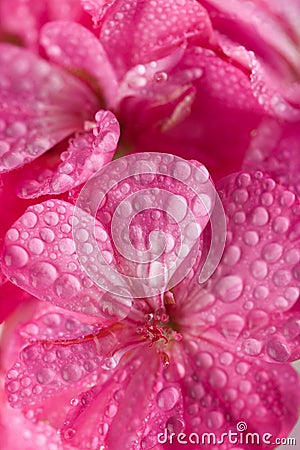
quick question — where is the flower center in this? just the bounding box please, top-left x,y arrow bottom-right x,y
135,292 -> 182,366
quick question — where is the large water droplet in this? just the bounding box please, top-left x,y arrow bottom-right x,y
5,245 -> 29,268
156,386 -> 179,411
214,275 -> 243,302
61,364 -> 83,382
30,262 -> 58,288
208,368 -> 227,388
36,367 -> 55,385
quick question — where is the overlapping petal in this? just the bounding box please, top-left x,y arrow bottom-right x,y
82,0 -> 214,76
41,21 -> 118,106
1,199 -> 133,319
244,119 -> 300,197
178,339 -> 300,448
173,170 -> 300,362
16,110 -> 120,198
0,43 -> 98,174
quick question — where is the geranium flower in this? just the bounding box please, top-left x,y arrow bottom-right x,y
80,0 -> 300,178
1,154 -> 300,449
1,0 -> 299,195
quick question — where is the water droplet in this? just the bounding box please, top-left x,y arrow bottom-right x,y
40,227 -> 55,243
63,428 -> 76,441
154,71 -> 168,82
273,216 -> 289,233
172,161 -> 191,181
223,245 -> 241,266
266,338 -> 290,362
261,243 -> 283,263
242,338 -> 262,356
21,212 -> 38,228
189,382 -> 205,400
280,191 -> 295,207
36,368 -> 55,385
206,411 -> 224,429
42,313 -> 61,327
61,364 -> 83,382
105,403 -> 118,418
30,262 -> 58,288
243,231 -> 259,246
261,192 -> 273,206
4,245 -> 29,268
253,285 -> 269,299
166,416 -> 185,433
70,398 -> 79,406
6,228 -> 20,242
54,273 -> 81,298
209,368 -> 227,388
7,381 -> 20,393
157,386 -> 179,411
195,352 -> 213,368
250,260 -> 268,280
44,211 -> 59,226
251,206 -> 269,226
273,269 -> 291,287
235,362 -> 249,375
214,275 -> 243,302
220,314 -> 244,340
219,352 -> 233,366
232,188 -> 249,204
59,238 -> 76,255
28,238 -> 44,255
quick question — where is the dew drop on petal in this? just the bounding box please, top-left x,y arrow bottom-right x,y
156,386 -> 179,411
266,338 -> 291,362
30,262 -> 58,288
251,206 -> 269,226
21,212 -> 38,228
214,275 -> 243,302
36,368 -> 55,385
208,368 -> 227,388
242,338 -> 262,356
54,273 -> 81,298
4,245 -> 29,268
28,238 -> 45,255
40,227 -> 55,243
206,411 -> 224,429
261,243 -> 283,263
61,364 -> 83,382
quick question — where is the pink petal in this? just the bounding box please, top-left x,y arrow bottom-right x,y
41,21 -> 118,107
5,313 -> 125,409
0,0 -> 91,50
120,45 -> 263,180
244,119 -> 300,196
0,43 -> 98,174
16,110 -> 119,198
1,200 -> 132,319
0,382 -> 71,450
179,340 -> 300,445
173,171 -> 300,359
74,153 -> 215,298
88,0 -> 214,77
203,0 -> 300,80
60,348 -> 182,450
0,279 -> 32,323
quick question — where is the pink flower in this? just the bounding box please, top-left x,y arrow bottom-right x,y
1,0 -> 299,190
1,154 -> 300,449
80,0 -> 300,178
